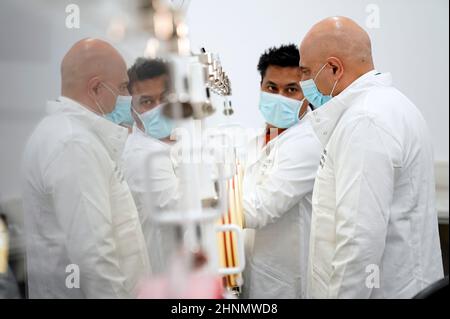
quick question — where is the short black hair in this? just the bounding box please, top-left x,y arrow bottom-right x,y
257,44 -> 300,81
127,58 -> 169,93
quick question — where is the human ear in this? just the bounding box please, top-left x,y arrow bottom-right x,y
327,57 -> 344,80
87,77 -> 102,100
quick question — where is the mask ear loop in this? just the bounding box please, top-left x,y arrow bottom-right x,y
131,104 -> 147,133
93,82 -> 117,116
102,82 -> 119,98
89,82 -> 108,116
315,63 -> 340,97
101,82 -> 121,112
94,99 -> 106,116
297,98 -> 308,121
313,63 -> 329,81
330,79 -> 339,97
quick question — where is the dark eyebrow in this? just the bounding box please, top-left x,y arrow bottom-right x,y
285,82 -> 300,87
265,81 -> 278,86
299,66 -> 309,72
139,95 -> 154,101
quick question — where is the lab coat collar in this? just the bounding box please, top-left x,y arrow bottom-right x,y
47,96 -> 129,162
247,106 -> 313,168
307,70 -> 392,146
130,124 -> 171,149
266,105 -> 312,147
132,124 -> 148,140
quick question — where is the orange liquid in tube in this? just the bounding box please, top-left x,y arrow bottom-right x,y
0,217 -> 8,274
217,162 -> 244,290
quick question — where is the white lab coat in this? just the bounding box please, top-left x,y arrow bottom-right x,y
307,70 -> 444,299
242,115 -> 323,299
21,97 -> 151,298
122,126 -> 179,274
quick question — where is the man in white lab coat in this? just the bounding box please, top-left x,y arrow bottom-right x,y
21,39 -> 151,298
299,17 -> 444,298
242,45 -> 322,298
122,58 -> 179,274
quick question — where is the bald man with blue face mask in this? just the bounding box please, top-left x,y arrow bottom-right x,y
300,17 -> 443,299
241,44 -> 322,299
22,39 -> 151,298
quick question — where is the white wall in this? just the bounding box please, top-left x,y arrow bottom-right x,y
0,0 -> 135,201
186,0 -> 449,162
0,0 -> 448,201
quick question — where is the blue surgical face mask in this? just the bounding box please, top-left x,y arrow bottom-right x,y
300,63 -> 338,109
258,91 -> 303,129
133,104 -> 174,140
101,83 -> 134,126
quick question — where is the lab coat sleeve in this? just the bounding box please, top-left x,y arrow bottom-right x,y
125,149 -> 179,223
142,150 -> 179,210
45,140 -> 132,298
329,116 -> 398,298
243,131 -> 322,229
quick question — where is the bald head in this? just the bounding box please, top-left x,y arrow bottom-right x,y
299,17 -> 375,96
61,38 -> 129,114
301,17 -> 373,66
